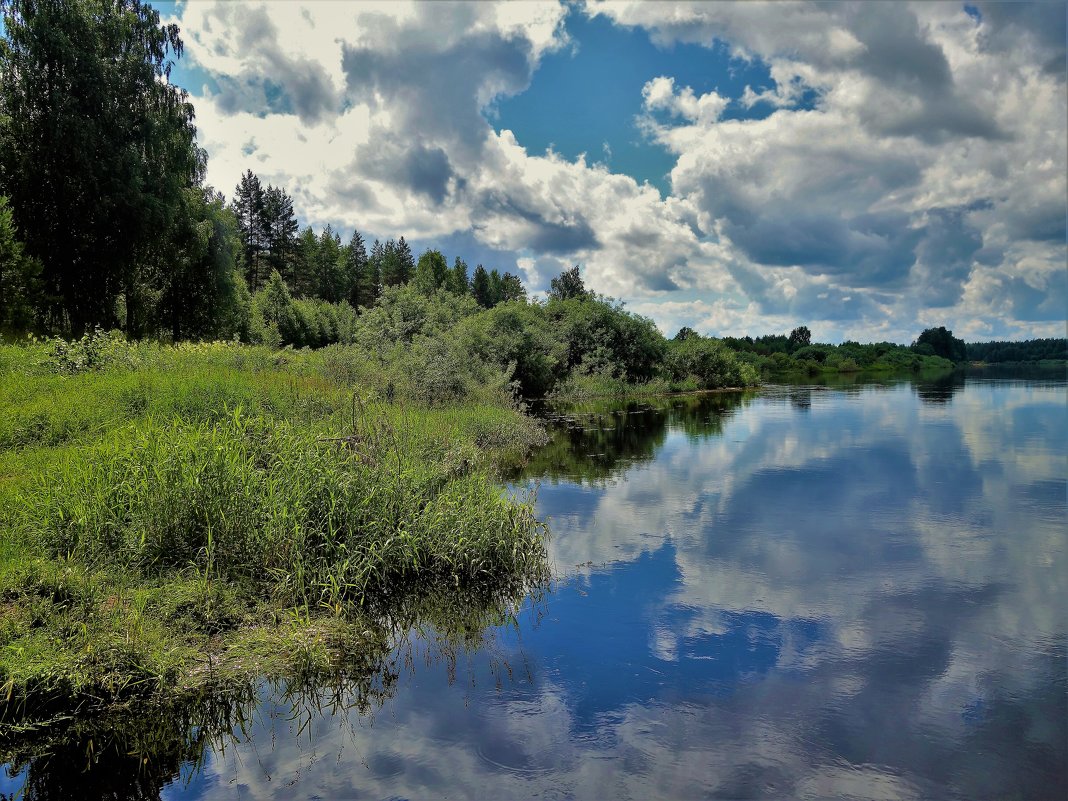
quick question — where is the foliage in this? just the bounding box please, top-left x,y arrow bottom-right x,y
664,336 -> 760,389
414,249 -> 449,295
788,325 -> 812,350
0,194 -> 41,333
548,265 -> 590,301
965,338 -> 1066,363
546,295 -> 666,383
913,326 -> 967,362
0,0 -> 203,334
455,301 -> 559,398
720,330 -> 957,376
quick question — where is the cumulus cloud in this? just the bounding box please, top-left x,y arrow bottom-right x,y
593,0 -> 1066,338
171,0 -> 1065,340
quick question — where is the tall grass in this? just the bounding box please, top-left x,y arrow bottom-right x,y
0,336 -> 549,729
19,410 -> 548,608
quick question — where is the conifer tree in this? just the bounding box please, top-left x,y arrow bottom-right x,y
395,236 -> 415,285
472,264 -> 492,308
380,238 -> 405,286
499,271 -> 526,303
448,257 -> 469,295
262,184 -> 298,282
344,229 -> 369,309
316,225 -> 343,301
292,226 -> 319,298
234,170 -> 268,290
366,239 -> 384,305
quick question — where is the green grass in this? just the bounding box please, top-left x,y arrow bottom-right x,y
0,337 -> 549,735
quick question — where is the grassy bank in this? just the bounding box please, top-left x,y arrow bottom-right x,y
0,335 -> 548,735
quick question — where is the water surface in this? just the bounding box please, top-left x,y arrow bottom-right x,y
4,374 -> 1065,799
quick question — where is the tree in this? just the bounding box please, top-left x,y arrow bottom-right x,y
365,239 -> 384,306
343,229 -> 369,310
0,194 -> 42,332
315,225 -> 344,301
379,238 -> 404,287
0,0 -> 204,334
488,269 -> 504,307
380,236 -> 414,287
674,326 -> 699,342
913,326 -> 967,362
472,264 -> 492,308
157,187 -> 244,341
498,271 -> 526,303
291,226 -> 319,298
548,266 -> 590,301
788,326 -> 812,351
414,249 -> 449,294
448,257 -> 469,295
396,236 -> 415,284
261,184 -> 298,282
233,170 -> 267,290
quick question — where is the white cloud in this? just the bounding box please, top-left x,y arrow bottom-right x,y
641,76 -> 728,124
593,0 -> 1066,339
171,0 -> 1065,341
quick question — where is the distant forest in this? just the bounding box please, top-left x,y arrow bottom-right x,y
965,339 -> 1067,364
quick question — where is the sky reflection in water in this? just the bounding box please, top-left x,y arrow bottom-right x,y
6,375 -> 1065,800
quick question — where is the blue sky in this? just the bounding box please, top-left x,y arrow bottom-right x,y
491,11 -> 786,195
162,1 -> 1066,343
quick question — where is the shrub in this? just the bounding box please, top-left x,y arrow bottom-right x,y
664,337 -> 759,389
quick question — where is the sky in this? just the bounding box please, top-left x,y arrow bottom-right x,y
159,0 -> 1067,343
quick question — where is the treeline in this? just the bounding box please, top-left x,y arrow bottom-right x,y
716,325 -> 957,375
228,169 -> 526,309
715,325 -> 1065,375
966,338 -> 1066,364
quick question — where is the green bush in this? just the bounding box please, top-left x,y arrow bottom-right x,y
664,337 -> 759,389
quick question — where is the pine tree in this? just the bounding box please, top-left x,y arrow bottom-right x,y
499,271 -> 526,303
292,226 -> 319,298
448,257 -> 469,295
380,238 -> 405,287
233,170 -> 268,291
366,239 -> 384,304
262,185 -> 298,282
396,236 -> 414,285
344,229 -> 369,309
316,225 -> 343,301
472,264 -> 492,308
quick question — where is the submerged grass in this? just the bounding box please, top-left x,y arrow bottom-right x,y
0,338 -> 549,734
